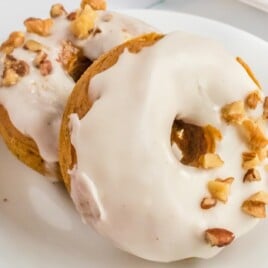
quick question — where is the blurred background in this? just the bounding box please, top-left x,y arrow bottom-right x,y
0,0 -> 267,40
108,0 -> 268,41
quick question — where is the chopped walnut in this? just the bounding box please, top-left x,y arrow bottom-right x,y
24,18 -> 54,36
236,57 -> 262,89
256,148 -> 267,161
205,228 -> 235,247
67,12 -> 77,21
200,197 -> 217,210
33,51 -> 48,67
0,31 -> 25,54
39,60 -> 52,76
221,101 -> 245,124
2,68 -> 20,87
50,4 -> 67,18
33,51 -> 52,76
245,90 -> 262,109
23,40 -> 43,52
208,178 -> 234,203
242,119 -> 268,151
242,151 -> 260,169
1,55 -> 29,87
58,40 -> 80,69
242,191 -> 268,218
70,5 -> 97,39
243,168 -> 261,183
263,97 -> 268,119
81,0 -> 107,10
199,153 -> 224,169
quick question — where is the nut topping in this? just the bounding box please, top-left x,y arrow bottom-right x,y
245,90 -> 262,109
24,18 -> 54,36
33,51 -> 52,76
205,228 -> 235,247
70,5 -> 97,39
200,197 -> 217,210
199,153 -> 224,169
50,4 -> 67,18
242,151 -> 260,169
81,0 -> 107,10
243,168 -> 261,183
2,68 -> 20,87
208,178 -> 234,203
67,12 -> 77,21
0,31 -> 25,54
39,60 -> 52,76
242,191 -> 268,218
221,101 -> 245,124
242,119 -> 268,151
1,55 -> 29,87
23,40 -> 43,52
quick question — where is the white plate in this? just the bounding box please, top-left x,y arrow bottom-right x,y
1,3 -> 268,268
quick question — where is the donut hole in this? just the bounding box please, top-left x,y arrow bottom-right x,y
171,120 -> 209,167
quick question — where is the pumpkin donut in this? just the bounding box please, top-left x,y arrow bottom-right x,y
0,0 -> 157,179
59,31 -> 268,262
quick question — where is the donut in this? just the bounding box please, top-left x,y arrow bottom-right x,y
60,31 -> 268,262
0,0 -> 157,179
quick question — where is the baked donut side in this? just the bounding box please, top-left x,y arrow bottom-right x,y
59,32 -> 164,191
0,104 -> 62,178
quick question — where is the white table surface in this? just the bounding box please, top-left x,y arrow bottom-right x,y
109,0 -> 268,41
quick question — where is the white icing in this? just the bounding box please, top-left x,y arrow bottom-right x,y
0,11 -> 156,165
70,31 -> 268,262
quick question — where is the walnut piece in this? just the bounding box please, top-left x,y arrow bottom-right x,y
24,18 -> 54,36
23,40 -> 43,52
221,101 -> 245,124
0,31 -> 25,54
242,119 -> 268,151
200,197 -> 217,210
50,4 -> 67,18
1,55 -> 29,87
39,60 -> 52,76
263,97 -> 268,119
33,51 -> 52,76
242,191 -> 268,218
33,51 -> 48,67
245,90 -> 262,109
205,228 -> 235,247
242,151 -> 260,169
243,168 -> 261,183
236,57 -> 262,89
81,0 -> 107,10
208,178 -> 234,203
70,5 -> 97,39
67,12 -> 77,21
199,153 -> 224,169
2,68 -> 20,86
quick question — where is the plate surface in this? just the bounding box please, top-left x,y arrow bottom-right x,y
0,3 -> 268,268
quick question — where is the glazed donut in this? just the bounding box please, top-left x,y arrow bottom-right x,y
60,31 -> 268,262
0,0 -> 156,179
